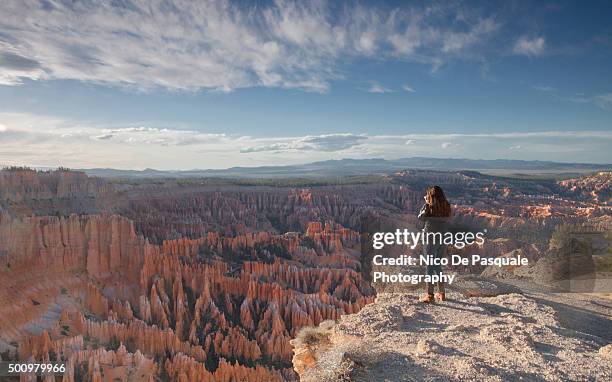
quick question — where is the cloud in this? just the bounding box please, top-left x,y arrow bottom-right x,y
0,123 -> 7,132
441,18 -> 498,53
513,36 -> 545,57
240,134 -> 366,153
367,82 -> 394,94
402,85 -> 416,93
108,127 -> 167,134
385,131 -> 612,139
94,126 -> 227,146
594,93 -> 612,109
0,51 -> 41,70
564,95 -> 590,104
0,0 -> 503,92
2,112 -> 610,168
540,88 -> 612,109
0,43 -> 46,85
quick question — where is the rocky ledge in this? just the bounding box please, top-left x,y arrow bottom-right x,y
292,289 -> 612,381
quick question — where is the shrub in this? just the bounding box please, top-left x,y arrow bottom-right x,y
294,320 -> 336,347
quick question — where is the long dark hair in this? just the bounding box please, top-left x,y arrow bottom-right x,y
425,185 -> 451,217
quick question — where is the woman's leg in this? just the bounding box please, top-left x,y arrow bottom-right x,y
421,241 -> 439,302
433,244 -> 446,300
426,262 -> 437,295
431,263 -> 443,291
427,280 -> 435,295
420,262 -> 435,302
432,263 -> 442,293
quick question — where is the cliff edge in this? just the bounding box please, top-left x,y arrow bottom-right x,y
292,289 -> 612,381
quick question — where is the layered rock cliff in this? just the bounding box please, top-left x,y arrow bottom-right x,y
0,168 -> 115,216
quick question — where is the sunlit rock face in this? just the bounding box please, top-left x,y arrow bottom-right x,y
0,169 -> 607,381
558,172 -> 612,204
0,170 -> 378,380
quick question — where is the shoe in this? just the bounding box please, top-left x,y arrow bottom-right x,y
419,294 -> 435,303
434,292 -> 445,302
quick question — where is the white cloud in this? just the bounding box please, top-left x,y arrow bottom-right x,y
0,45 -> 46,85
240,134 -> 366,153
0,0 -> 503,92
540,88 -> 612,109
441,18 -> 498,53
564,95 -> 590,104
109,127 -> 166,134
513,36 -> 545,57
402,85 -> 416,93
1,112 -> 610,168
92,126 -> 227,146
383,131 -> 612,139
367,82 -> 394,94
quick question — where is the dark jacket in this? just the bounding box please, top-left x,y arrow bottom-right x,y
418,203 -> 449,276
417,203 -> 448,234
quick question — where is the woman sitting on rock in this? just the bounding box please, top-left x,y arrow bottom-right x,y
418,185 -> 452,303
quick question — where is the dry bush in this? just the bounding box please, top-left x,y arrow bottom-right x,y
294,320 -> 336,347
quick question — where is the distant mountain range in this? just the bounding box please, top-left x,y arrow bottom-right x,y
79,157 -> 612,179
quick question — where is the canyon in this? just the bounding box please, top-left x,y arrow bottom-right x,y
0,167 -> 610,381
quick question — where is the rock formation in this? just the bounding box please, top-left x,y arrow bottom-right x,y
1,168 -> 609,381
293,291 -> 612,381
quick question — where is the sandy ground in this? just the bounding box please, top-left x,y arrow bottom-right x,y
295,287 -> 612,382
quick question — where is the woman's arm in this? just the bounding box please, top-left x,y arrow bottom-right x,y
418,203 -> 430,220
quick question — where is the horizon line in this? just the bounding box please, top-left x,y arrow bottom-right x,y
3,156 -> 611,173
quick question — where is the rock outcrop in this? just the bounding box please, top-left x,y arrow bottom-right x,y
293,291 -> 612,381
0,212 -> 146,280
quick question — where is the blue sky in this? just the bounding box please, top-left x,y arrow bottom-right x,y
0,0 -> 611,169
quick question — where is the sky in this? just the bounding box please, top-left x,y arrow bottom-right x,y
0,0 -> 611,170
